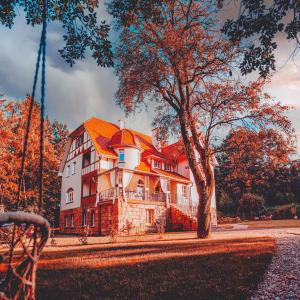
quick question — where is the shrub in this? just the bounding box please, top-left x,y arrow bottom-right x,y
238,193 -> 265,220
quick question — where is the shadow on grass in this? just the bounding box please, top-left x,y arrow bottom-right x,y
36,237 -> 275,300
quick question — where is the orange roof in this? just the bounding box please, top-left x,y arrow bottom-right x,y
109,129 -> 141,149
135,160 -> 152,173
162,140 -> 185,160
153,168 -> 190,182
82,117 -> 163,158
84,117 -> 119,158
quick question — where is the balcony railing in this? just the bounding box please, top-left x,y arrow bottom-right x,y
170,193 -> 197,217
98,188 -> 116,201
98,188 -> 166,203
125,190 -> 166,203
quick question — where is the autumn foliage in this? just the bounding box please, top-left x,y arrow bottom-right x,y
111,0 -> 293,238
0,97 -> 68,223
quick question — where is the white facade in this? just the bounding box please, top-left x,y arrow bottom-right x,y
117,147 -> 140,170
60,153 -> 83,211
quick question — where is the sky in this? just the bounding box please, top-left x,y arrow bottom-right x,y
0,5 -> 300,156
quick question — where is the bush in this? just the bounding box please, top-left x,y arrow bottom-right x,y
238,193 -> 265,220
218,191 -> 238,216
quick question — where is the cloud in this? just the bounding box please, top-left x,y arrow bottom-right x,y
0,5 -> 299,156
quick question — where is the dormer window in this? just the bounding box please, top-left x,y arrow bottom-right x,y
119,149 -> 125,163
154,160 -> 161,169
165,164 -> 170,171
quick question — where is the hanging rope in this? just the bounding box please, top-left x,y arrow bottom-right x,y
7,0 -> 48,277
38,0 -> 47,213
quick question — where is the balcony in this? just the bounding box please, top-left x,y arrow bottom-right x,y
125,190 -> 166,203
98,188 -> 166,203
98,188 -> 116,201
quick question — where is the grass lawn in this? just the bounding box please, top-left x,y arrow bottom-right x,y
241,219 -> 300,229
33,236 -> 275,300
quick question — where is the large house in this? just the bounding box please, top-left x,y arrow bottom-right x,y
59,117 -> 217,235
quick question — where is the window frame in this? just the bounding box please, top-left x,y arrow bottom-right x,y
118,149 -> 125,163
70,214 -> 74,227
90,210 -> 95,227
154,160 -> 161,169
146,209 -> 155,225
66,165 -> 71,177
64,215 -> 68,228
82,210 -> 87,226
66,188 -> 74,204
72,161 -> 76,175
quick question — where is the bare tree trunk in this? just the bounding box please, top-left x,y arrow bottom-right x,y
178,111 -> 212,238
197,185 -> 213,238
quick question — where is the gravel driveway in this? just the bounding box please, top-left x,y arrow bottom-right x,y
250,233 -> 300,300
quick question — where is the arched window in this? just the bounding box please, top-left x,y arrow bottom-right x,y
66,188 -> 74,204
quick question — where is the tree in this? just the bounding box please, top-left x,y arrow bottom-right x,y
217,128 -> 296,209
0,97 -> 69,223
0,0 -> 113,67
109,0 -> 292,238
238,193 -> 264,220
222,0 -> 300,77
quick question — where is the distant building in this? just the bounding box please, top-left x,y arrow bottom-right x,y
59,117 -> 217,235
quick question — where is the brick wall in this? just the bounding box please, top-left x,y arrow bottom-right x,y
99,203 -> 114,236
60,205 -> 100,235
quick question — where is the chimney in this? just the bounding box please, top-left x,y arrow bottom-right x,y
118,119 -> 125,130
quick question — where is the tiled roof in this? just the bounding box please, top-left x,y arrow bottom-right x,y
84,117 -> 161,158
153,168 -> 190,182
109,129 -> 141,149
84,118 -> 119,158
135,160 -> 152,173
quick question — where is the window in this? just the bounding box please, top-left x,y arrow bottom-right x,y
90,176 -> 97,195
82,210 -> 87,226
90,210 -> 95,227
76,134 -> 84,148
66,165 -> 71,177
82,152 -> 91,168
154,160 -> 161,169
70,214 -> 74,227
66,188 -> 74,204
72,161 -> 76,174
136,179 -> 144,197
165,164 -> 170,171
146,209 -> 155,225
64,215 -> 68,227
182,185 -> 188,197
119,149 -> 125,163
82,176 -> 97,197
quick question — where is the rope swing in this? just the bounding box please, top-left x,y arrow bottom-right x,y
0,1 -> 50,299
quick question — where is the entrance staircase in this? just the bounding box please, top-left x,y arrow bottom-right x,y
168,204 -> 197,231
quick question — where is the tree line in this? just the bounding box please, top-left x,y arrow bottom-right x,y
0,97 -> 68,225
216,127 -> 300,218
